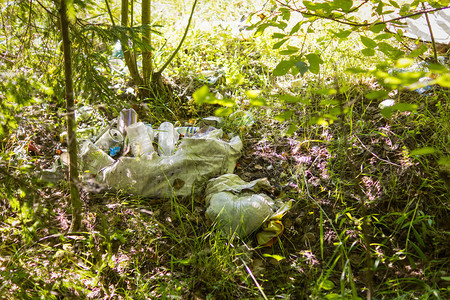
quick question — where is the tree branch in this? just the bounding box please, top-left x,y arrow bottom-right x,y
274,0 -> 450,28
157,0 -> 198,75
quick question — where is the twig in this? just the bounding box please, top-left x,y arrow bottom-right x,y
157,0 -> 199,75
355,135 -> 401,167
104,0 -> 116,27
241,259 -> 269,300
422,3 -> 438,63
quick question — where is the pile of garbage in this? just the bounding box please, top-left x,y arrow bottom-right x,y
50,107 -> 291,242
78,108 -> 242,199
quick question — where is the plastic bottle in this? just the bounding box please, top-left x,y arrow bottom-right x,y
94,128 -> 124,153
158,122 -> 179,156
117,108 -> 138,135
126,122 -> 154,156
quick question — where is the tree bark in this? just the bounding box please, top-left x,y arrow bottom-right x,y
142,0 -> 152,88
120,0 -> 143,87
59,0 -> 82,232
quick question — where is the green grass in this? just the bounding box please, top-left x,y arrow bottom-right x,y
1,0 -> 450,299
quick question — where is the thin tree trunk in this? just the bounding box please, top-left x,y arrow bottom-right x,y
142,0 -> 152,88
59,0 -> 82,232
120,0 -> 143,87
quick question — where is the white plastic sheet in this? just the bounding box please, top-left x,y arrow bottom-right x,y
388,5 -> 450,44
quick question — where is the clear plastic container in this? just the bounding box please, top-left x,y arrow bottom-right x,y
117,108 -> 138,135
94,128 -> 124,153
157,122 -> 179,156
126,122 -> 155,156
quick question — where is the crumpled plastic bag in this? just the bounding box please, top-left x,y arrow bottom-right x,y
256,200 -> 293,247
84,129 -> 242,198
205,174 -> 275,237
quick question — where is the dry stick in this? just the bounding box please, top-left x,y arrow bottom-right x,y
422,3 -> 438,63
242,259 -> 269,300
355,135 -> 401,167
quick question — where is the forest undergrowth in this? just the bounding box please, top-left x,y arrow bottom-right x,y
1,75 -> 449,299
1,0 -> 450,299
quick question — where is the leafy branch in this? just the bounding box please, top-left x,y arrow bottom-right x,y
274,0 -> 450,28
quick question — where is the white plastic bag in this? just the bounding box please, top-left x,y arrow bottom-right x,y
205,174 -> 274,237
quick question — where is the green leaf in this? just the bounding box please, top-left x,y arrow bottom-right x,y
332,29 -> 352,39
303,1 -> 316,10
395,58 -> 414,68
262,253 -> 285,261
438,156 -> 450,168
320,279 -> 335,290
193,85 -> 214,104
381,103 -> 418,118
346,67 -> 366,74
289,22 -> 302,35
286,124 -> 298,135
278,94 -> 309,104
193,86 -> 235,107
428,63 -> 449,73
295,61 -> 309,76
435,74 -> 450,87
273,60 -> 296,76
375,33 -> 393,40
310,117 -> 328,126
273,38 -> 289,49
306,53 -> 323,74
370,23 -> 386,33
245,90 -> 260,99
378,42 -> 404,59
362,48 -> 375,56
274,21 -> 288,30
365,90 -> 389,100
360,36 -> 378,48
280,7 -> 291,21
333,0 -> 353,12
389,0 -> 400,8
408,45 -> 427,57
412,226 -> 425,247
254,24 -> 270,37
409,241 -> 427,260
316,88 -> 336,96
324,294 -> 341,300
214,107 -> 233,117
249,98 -> 267,106
400,3 -> 411,14
272,33 -> 286,39
274,110 -> 293,121
376,2 -> 384,14
280,46 -> 299,55
410,147 -> 436,156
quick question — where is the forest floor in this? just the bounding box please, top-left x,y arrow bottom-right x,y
1,79 -> 449,299
1,1 -> 450,298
